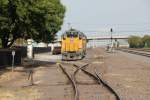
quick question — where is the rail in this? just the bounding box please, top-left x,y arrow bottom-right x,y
118,48 -> 150,57
73,64 -> 120,100
59,64 -> 79,100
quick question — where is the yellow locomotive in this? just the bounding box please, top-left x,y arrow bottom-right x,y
61,29 -> 87,60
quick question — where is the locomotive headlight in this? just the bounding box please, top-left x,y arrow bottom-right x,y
79,35 -> 82,40
63,37 -> 66,40
62,35 -> 66,40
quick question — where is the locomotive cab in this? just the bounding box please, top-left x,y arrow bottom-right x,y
61,29 -> 87,60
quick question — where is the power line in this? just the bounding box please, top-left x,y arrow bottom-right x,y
64,22 -> 150,26
81,30 -> 150,33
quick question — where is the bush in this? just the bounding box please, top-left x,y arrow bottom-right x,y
128,36 -> 144,48
142,35 -> 150,48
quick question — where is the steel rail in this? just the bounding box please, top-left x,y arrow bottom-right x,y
95,71 -> 120,100
73,64 -> 121,100
118,48 -> 150,57
120,48 -> 150,52
59,64 -> 79,100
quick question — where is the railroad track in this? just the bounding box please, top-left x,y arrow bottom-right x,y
58,62 -> 120,100
59,63 -> 79,100
126,48 -> 150,52
130,48 -> 150,52
118,48 -> 150,57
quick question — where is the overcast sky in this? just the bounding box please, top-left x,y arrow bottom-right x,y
59,0 -> 150,35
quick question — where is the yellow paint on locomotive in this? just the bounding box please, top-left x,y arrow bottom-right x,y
61,37 -> 83,53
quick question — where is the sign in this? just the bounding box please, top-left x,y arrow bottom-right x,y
12,50 -> 15,72
27,39 -> 33,59
12,50 -> 15,56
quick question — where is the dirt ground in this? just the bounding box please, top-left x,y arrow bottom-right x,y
0,47 -> 150,100
104,49 -> 150,100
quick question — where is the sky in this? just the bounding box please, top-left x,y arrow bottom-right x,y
59,0 -> 150,36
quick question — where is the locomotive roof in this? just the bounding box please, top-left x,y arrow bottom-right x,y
63,28 -> 86,37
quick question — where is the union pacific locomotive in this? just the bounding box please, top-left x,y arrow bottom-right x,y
61,29 -> 87,60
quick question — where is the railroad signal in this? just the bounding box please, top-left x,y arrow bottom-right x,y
110,28 -> 113,39
110,28 -> 113,33
110,28 -> 114,53
110,28 -> 113,42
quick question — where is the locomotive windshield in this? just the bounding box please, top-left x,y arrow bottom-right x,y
66,31 -> 78,38
62,29 -> 86,39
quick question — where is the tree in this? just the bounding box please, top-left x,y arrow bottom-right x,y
128,36 -> 144,48
0,0 -> 65,48
142,35 -> 150,48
